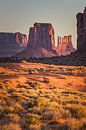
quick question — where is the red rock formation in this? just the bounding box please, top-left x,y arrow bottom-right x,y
16,23 -> 76,58
17,23 -> 55,58
57,35 -> 76,56
0,32 -> 27,57
58,36 -> 62,46
28,23 -> 55,51
15,32 -> 27,46
76,7 -> 86,53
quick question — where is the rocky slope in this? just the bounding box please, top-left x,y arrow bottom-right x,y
0,32 -> 27,57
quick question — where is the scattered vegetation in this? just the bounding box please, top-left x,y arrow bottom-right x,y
0,62 -> 86,130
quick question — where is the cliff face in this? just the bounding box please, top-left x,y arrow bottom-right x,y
17,23 -> 55,58
57,35 -> 76,56
76,7 -> 86,53
0,32 -> 27,57
28,23 -> 55,51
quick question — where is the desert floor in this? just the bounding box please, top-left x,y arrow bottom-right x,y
0,62 -> 86,130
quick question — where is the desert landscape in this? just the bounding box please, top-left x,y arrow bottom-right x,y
0,1 -> 86,130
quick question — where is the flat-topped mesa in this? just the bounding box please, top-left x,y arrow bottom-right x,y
76,7 -> 86,53
57,35 -> 76,56
0,32 -> 27,57
16,23 -> 56,58
28,23 -> 55,51
0,32 -> 27,46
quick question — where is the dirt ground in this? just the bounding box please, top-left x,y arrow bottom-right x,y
0,62 -> 86,91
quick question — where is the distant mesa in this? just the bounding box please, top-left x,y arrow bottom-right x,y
16,23 -> 56,58
16,23 -> 75,58
0,7 -> 86,59
76,7 -> 86,53
0,32 -> 27,57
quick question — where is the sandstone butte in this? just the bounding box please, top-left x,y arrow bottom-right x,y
16,23 -> 56,58
16,7 -> 86,58
16,23 -> 76,58
0,7 -> 86,58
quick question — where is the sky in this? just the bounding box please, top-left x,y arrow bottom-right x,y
0,0 -> 86,48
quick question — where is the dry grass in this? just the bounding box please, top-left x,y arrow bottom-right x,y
0,62 -> 86,130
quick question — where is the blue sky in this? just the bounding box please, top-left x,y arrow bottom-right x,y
0,0 -> 86,48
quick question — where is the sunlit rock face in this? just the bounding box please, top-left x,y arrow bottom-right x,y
15,32 -> 27,46
0,32 -> 27,57
76,7 -> 86,53
56,35 -> 76,56
28,23 -> 55,51
17,23 -> 55,58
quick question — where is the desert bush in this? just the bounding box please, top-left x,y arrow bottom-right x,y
25,113 -> 40,125
0,110 -> 5,119
60,108 -> 71,119
35,98 -> 47,107
23,100 -> 36,109
3,106 -> 14,114
28,107 -> 41,115
41,108 -> 62,121
1,123 -> 21,130
14,103 -> 23,112
28,124 -> 40,130
43,77 -> 50,83
41,125 -> 50,130
80,121 -> 86,130
67,105 -> 86,119
42,111 -> 58,120
0,84 -> 7,90
66,71 -> 73,76
36,68 -> 45,72
6,113 -> 20,123
68,118 -> 86,130
28,81 -> 40,88
28,69 -> 38,74
11,92 -> 20,98
47,120 -> 59,126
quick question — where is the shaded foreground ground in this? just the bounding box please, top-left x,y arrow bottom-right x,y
0,62 -> 86,130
